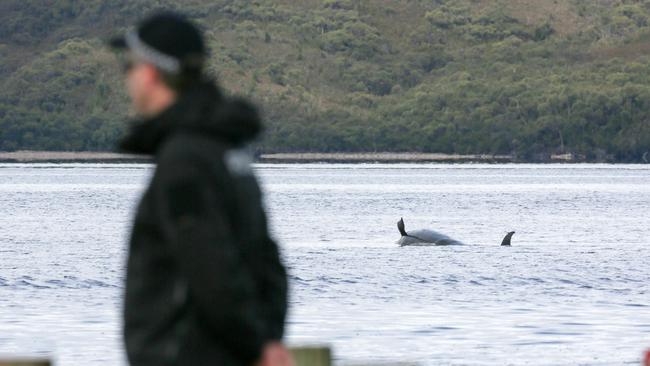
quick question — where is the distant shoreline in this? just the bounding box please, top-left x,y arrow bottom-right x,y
0,151 -> 151,163
258,152 -> 514,163
0,151 -> 622,164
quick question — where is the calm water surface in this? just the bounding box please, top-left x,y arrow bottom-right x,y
0,163 -> 648,365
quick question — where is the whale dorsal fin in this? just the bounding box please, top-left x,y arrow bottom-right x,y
397,218 -> 407,237
501,231 -> 515,246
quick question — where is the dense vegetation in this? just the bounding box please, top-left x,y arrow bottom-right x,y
2,0 -> 650,161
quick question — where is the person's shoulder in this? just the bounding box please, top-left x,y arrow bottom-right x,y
157,134 -> 225,168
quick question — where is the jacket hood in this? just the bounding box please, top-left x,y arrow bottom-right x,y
119,81 -> 262,155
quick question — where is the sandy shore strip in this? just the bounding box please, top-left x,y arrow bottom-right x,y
258,152 -> 514,163
0,151 -> 149,163
0,151 -> 520,163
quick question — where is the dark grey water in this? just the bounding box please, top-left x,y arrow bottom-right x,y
0,164 -> 649,365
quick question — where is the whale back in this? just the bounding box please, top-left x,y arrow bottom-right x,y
397,229 -> 464,246
397,218 -> 514,246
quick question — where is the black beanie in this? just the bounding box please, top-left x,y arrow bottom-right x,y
110,12 -> 205,74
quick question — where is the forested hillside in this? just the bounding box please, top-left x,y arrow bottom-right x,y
2,0 -> 650,161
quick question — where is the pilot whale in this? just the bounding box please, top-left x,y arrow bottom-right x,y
397,218 -> 515,246
500,231 -> 515,246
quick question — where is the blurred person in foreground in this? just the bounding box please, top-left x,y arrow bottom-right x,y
110,12 -> 291,366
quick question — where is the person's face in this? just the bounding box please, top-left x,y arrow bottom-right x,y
123,54 -> 159,116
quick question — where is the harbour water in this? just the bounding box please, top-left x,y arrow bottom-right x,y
0,163 -> 648,365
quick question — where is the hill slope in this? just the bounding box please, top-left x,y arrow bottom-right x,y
1,0 -> 650,161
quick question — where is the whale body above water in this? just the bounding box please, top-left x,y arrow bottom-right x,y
396,218 -> 514,246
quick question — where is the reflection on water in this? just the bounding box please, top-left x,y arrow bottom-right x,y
0,164 -> 649,365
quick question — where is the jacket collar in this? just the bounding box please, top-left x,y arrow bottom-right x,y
119,81 -> 262,155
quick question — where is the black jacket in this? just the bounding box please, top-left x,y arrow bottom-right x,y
120,81 -> 288,366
